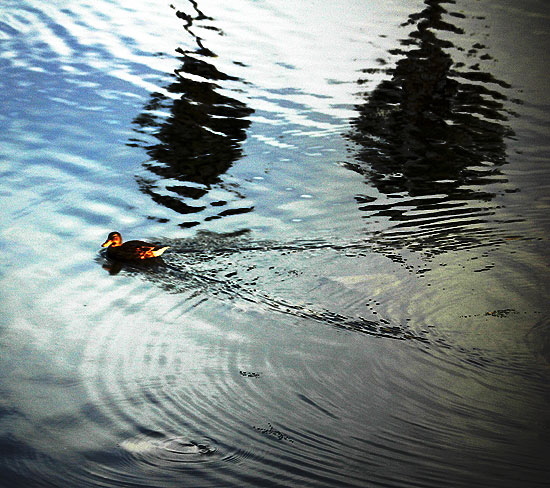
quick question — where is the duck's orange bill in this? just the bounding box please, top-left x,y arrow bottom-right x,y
101,239 -> 113,247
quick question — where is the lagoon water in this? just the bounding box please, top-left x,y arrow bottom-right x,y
1,0 -> 549,486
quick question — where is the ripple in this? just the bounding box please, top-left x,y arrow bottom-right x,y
0,0 -> 184,79
119,433 -> 219,467
100,232 -> 428,342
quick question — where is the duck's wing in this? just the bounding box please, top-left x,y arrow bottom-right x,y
125,240 -> 169,258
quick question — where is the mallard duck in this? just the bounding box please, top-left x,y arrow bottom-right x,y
101,231 -> 169,260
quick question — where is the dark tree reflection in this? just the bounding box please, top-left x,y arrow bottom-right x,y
349,0 -> 517,253
130,2 -> 254,228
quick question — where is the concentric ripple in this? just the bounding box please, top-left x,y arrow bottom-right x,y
119,433 -> 218,466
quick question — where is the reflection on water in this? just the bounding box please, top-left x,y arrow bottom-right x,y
130,4 -> 254,228
350,0 -> 517,254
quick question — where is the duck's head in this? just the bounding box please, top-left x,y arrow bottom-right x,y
102,231 -> 123,247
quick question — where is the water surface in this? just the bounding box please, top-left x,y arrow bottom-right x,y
1,0 -> 549,487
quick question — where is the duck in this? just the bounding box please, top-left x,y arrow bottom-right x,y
101,231 -> 169,260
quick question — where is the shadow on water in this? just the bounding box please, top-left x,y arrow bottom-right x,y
349,0 -> 520,255
129,2 -> 254,228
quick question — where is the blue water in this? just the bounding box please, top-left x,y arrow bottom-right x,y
1,0 -> 549,486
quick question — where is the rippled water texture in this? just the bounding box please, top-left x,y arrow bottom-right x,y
1,0 -> 549,487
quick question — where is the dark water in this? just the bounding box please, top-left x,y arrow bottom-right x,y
1,0 -> 549,486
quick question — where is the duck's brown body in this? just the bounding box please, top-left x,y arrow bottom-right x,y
101,232 -> 169,261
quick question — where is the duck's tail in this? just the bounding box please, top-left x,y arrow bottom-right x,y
152,246 -> 170,257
